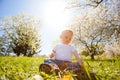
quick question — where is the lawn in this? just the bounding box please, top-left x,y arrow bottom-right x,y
0,56 -> 120,80
0,56 -> 44,80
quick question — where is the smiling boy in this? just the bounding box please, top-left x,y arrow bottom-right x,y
50,30 -> 83,67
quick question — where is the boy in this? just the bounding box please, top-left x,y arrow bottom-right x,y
40,30 -> 88,80
50,30 -> 83,67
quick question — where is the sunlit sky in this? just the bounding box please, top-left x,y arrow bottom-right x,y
0,0 -> 86,55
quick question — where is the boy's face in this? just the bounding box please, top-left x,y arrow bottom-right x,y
60,31 -> 73,44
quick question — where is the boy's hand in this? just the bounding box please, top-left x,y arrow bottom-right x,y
50,50 -> 56,58
50,53 -> 54,58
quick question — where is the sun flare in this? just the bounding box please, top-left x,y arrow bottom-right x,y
43,0 -> 70,27
41,0 -> 72,54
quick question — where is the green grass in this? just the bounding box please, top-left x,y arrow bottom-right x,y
84,58 -> 120,80
0,56 -> 120,80
0,56 -> 44,80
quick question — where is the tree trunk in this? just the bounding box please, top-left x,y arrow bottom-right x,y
16,53 -> 20,56
28,53 -> 33,57
24,53 -> 27,56
91,54 -> 95,60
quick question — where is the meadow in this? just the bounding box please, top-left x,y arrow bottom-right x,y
0,56 -> 120,80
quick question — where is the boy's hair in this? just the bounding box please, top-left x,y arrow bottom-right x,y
61,30 -> 73,36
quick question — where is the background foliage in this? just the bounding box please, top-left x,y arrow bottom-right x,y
0,13 -> 41,57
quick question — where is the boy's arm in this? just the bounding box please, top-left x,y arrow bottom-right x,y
50,50 -> 56,58
73,51 -> 83,67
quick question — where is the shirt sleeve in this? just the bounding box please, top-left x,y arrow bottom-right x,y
53,45 -> 58,52
71,46 -> 83,66
71,46 -> 77,53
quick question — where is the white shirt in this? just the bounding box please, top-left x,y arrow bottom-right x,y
53,44 -> 77,61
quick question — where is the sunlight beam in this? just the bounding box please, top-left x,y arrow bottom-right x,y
43,0 -> 70,27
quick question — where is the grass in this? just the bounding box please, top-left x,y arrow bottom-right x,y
0,56 -> 120,80
84,57 -> 120,80
0,56 -> 44,80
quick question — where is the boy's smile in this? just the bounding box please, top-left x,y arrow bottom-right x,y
60,30 -> 73,44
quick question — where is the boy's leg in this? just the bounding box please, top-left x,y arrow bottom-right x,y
40,59 -> 59,74
52,60 -> 71,70
68,62 -> 90,80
